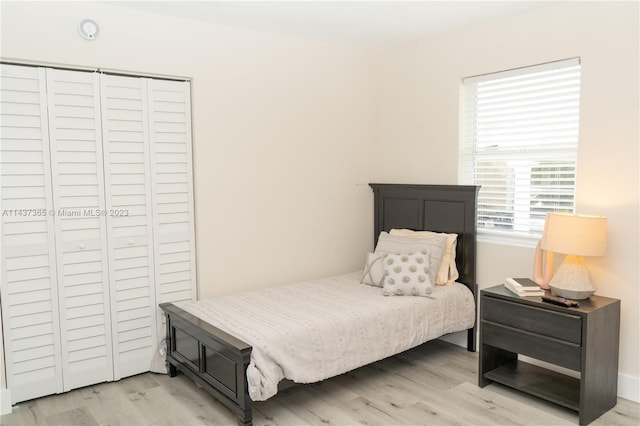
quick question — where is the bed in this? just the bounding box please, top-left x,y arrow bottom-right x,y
160,183 -> 479,425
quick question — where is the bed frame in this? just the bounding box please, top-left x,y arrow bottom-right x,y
160,183 -> 479,426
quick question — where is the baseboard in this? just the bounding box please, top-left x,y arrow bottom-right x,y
439,331 -> 467,348
0,388 -> 11,416
618,373 -> 640,403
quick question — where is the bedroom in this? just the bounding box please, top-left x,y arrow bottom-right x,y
0,1 -> 638,425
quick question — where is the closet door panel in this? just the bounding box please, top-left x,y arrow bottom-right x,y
101,74 -> 157,379
2,67 -> 197,402
0,64 -> 63,403
46,68 -> 114,391
148,79 -> 196,330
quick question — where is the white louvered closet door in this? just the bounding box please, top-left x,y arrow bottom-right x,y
148,79 -> 196,333
0,64 -> 64,403
1,65 -> 196,404
46,68 -> 114,391
100,74 -> 157,379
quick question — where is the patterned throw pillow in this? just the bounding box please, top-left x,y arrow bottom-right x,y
382,252 -> 434,298
361,252 -> 387,287
374,232 -> 446,286
389,229 -> 459,285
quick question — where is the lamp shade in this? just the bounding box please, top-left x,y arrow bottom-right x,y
541,213 -> 607,256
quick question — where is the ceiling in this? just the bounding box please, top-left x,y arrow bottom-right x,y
109,1 -> 547,44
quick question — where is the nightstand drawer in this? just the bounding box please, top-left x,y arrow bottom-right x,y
482,321 -> 581,371
483,296 -> 582,344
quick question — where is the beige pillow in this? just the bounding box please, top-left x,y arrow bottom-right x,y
389,229 -> 459,285
382,252 -> 434,297
374,232 -> 445,287
361,252 -> 386,287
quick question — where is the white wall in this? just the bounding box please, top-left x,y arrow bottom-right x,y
373,1 -> 639,400
0,0 -> 377,399
0,1 -> 377,293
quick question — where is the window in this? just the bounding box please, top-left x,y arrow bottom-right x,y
460,58 -> 581,241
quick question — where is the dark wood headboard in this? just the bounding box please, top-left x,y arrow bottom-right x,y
369,183 -> 479,351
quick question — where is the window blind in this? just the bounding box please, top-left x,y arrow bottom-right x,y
460,58 -> 581,237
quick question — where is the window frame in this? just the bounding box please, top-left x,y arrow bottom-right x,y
459,58 -> 581,247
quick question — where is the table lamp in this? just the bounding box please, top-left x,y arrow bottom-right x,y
537,213 -> 607,299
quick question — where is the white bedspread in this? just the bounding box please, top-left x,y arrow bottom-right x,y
175,271 -> 475,401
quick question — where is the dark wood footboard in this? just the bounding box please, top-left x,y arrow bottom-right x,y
160,303 -> 253,425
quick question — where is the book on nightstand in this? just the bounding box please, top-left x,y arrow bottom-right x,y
504,277 -> 545,297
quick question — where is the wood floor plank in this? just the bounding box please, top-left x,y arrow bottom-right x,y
19,385 -> 81,419
1,340 -> 638,426
0,402 -> 43,426
156,374 -> 238,425
342,395 -> 409,425
269,386 -> 362,425
75,380 -> 148,426
44,406 -> 99,426
600,397 -> 640,426
126,380 -> 211,425
450,381 -> 574,425
253,396 -> 312,426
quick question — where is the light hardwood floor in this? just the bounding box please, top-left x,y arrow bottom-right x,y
2,340 -> 638,426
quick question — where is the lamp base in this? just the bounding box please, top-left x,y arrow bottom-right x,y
548,255 -> 595,300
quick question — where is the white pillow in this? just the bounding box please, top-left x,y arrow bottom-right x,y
389,229 -> 459,285
374,231 -> 446,286
382,252 -> 434,297
360,252 -> 386,287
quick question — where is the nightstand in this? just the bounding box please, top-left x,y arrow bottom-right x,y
479,285 -> 620,426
